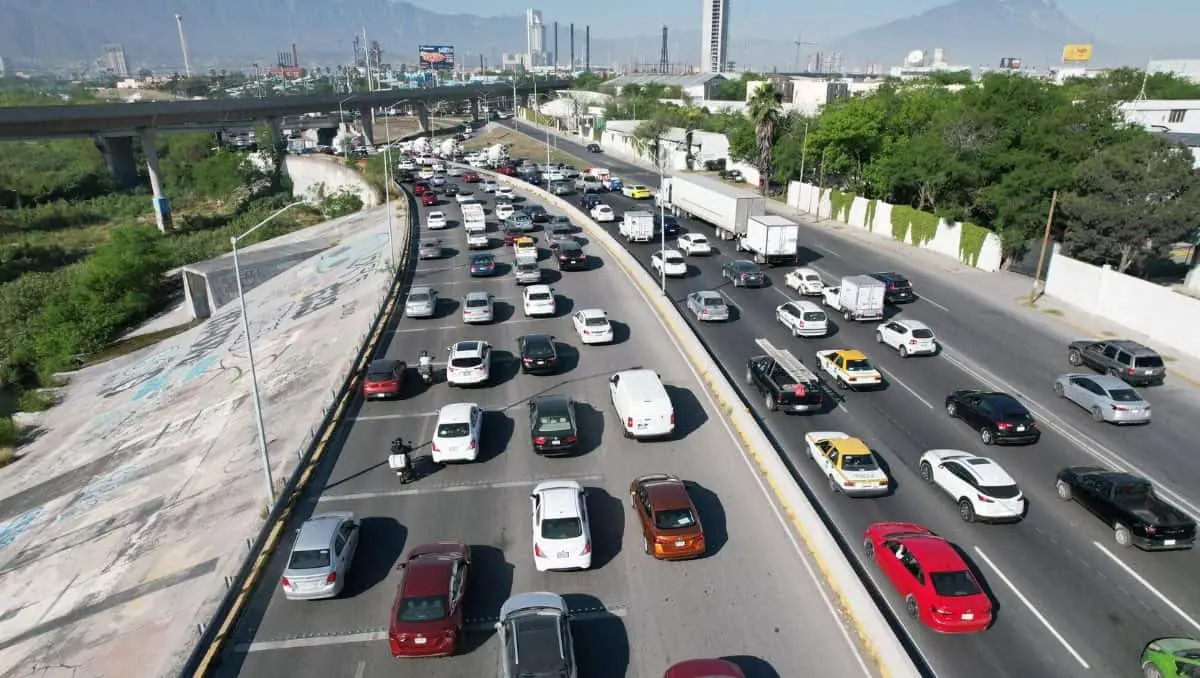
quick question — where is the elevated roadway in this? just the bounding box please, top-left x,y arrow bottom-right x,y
505,119 -> 1200,678
213,181 -> 879,676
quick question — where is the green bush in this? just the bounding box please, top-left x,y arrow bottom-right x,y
0,416 -> 17,448
320,189 -> 364,219
16,390 -> 53,412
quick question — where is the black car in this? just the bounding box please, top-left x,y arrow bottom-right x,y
721,260 -> 766,288
868,272 -> 915,304
580,194 -> 602,210
555,241 -> 588,270
517,333 -> 559,374
395,170 -> 415,183
521,171 -> 543,184
524,205 -> 549,223
945,390 -> 1040,445
547,215 -> 572,229
443,183 -> 459,196
528,395 -> 580,455
654,214 -> 680,236
1056,467 -> 1195,550
586,143 -> 602,152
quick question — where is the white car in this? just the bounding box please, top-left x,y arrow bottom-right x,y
397,159 -> 417,171
480,180 -> 499,193
544,170 -> 566,182
530,480 -> 592,572
461,291 -> 494,324
432,161 -> 447,172
572,308 -> 614,344
432,403 -> 484,464
426,211 -> 447,230
590,204 -> 615,222
495,203 -> 515,220
466,232 -> 490,249
417,168 -> 436,180
918,449 -> 1026,522
803,432 -> 890,497
495,186 -> 515,199
775,301 -> 828,337
785,267 -> 824,295
418,155 -> 436,166
875,319 -> 937,357
522,285 -> 557,317
677,233 -> 712,256
455,191 -> 475,204
446,340 -> 492,387
446,166 -> 464,177
650,249 -> 688,277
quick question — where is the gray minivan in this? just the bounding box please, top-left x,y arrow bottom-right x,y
281,511 -> 360,601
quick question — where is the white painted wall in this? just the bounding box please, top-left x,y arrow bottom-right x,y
1045,252 -> 1200,360
787,181 -> 1003,272
598,122 -> 761,187
284,156 -> 380,208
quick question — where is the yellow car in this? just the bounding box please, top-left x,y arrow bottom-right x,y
804,432 -> 890,496
815,349 -> 883,390
622,185 -> 652,200
513,236 -> 537,259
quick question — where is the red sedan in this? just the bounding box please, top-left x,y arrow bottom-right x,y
496,165 -> 517,176
502,226 -> 525,245
362,359 -> 405,400
665,658 -> 745,678
413,181 -> 430,195
462,171 -> 480,183
388,541 -> 471,657
421,191 -> 438,206
864,522 -> 992,633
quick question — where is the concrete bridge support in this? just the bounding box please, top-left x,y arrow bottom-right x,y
139,128 -> 171,232
96,135 -> 139,189
470,98 -> 480,122
357,106 -> 376,145
416,103 -> 431,134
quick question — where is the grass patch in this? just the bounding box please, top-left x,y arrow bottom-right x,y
83,319 -> 204,367
0,445 -> 16,468
462,129 -> 579,167
16,390 -> 54,412
0,416 -> 18,449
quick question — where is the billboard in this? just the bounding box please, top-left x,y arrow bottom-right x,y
999,57 -> 1023,70
418,45 -> 455,70
1062,44 -> 1093,62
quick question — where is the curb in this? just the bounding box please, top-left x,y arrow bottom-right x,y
477,164 -> 922,678
179,195 -> 418,678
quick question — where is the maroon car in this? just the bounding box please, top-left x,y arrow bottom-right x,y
421,191 -> 438,206
462,171 -> 481,183
388,542 -> 471,657
497,165 -> 517,176
413,181 -> 430,195
664,659 -> 745,678
362,359 -> 405,399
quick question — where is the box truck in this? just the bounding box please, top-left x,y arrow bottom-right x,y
619,210 -> 655,243
658,172 -> 766,240
822,275 -> 886,322
736,215 -> 799,265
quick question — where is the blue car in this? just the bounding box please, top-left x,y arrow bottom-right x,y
469,253 -> 496,276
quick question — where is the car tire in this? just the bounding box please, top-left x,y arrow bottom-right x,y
875,331 -> 883,344
980,427 -> 994,445
919,461 -> 934,483
945,401 -> 957,417
1055,480 -> 1073,501
1053,382 -> 1064,396
1114,523 -> 1133,548
765,393 -> 777,411
837,378 -> 849,390
1091,406 -> 1105,423
904,595 -> 920,621
899,345 -> 909,358
828,475 -> 840,492
863,538 -> 875,560
643,535 -> 652,556
1142,662 -> 1165,678
843,310 -> 852,322
958,499 -> 976,523
1108,367 -> 1121,378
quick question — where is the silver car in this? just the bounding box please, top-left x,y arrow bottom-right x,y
480,180 -> 499,193
514,262 -> 542,284
418,239 -> 443,259
686,290 -> 730,322
497,592 -> 577,678
1054,373 -> 1151,424
405,285 -> 438,318
281,511 -> 360,601
462,291 -> 495,324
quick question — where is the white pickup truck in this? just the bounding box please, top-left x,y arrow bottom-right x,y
815,349 -> 883,391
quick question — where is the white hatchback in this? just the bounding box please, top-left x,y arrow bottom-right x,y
650,249 -> 688,277
590,204 -> 615,222
785,267 -> 824,295
918,449 -> 1025,522
426,211 -> 447,230
530,480 -> 592,572
677,233 -> 712,256
495,186 -> 515,199
522,285 -> 557,317
495,202 -> 515,220
876,319 -> 937,357
432,403 -> 484,464
446,340 -> 492,387
572,308 -> 614,344
455,191 -> 474,204
776,301 -> 828,337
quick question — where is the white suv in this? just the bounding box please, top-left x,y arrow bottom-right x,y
522,285 -> 557,317
650,249 -> 688,277
432,403 -> 484,463
677,233 -> 711,256
876,319 -> 937,357
918,449 -> 1026,522
446,340 -> 492,387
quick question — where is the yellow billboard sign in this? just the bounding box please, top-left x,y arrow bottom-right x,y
1062,44 -> 1093,62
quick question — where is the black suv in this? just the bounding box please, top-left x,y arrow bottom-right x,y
868,272 -> 915,303
556,241 -> 588,271
524,205 -> 549,223
580,194 -> 602,210
945,390 -> 1040,445
1067,339 -> 1166,386
517,333 -> 559,374
654,214 -> 680,236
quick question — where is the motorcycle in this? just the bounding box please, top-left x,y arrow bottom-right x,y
417,352 -> 434,385
389,439 -> 415,484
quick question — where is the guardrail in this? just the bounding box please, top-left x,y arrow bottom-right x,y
177,194 -> 418,677
473,165 -> 923,678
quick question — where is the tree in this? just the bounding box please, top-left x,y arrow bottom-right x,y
1062,134 -> 1200,273
746,83 -> 783,195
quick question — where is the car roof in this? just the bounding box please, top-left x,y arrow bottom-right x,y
730,259 -> 757,268
367,359 -> 400,371
464,290 -> 491,301
894,318 -> 930,330
400,552 -> 455,597
437,402 -> 478,421
450,340 -> 486,355
470,252 -> 493,260
578,308 -> 607,319
521,333 -> 554,347
693,290 -> 723,300
661,249 -> 684,256
1107,339 -> 1155,353
409,285 -> 433,295
830,437 -> 871,456
894,534 -> 965,570
1081,374 -> 1139,391
536,485 -> 582,519
979,392 -> 1025,409
838,349 -> 868,360
684,232 -> 708,239
790,300 -> 822,311
533,395 -> 572,416
870,271 -> 908,281
946,456 -> 1016,486
526,284 -> 552,294
294,513 -> 348,551
559,240 -> 582,250
666,658 -> 745,678
640,475 -> 692,509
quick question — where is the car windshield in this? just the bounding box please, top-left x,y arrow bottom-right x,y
466,298 -> 489,308
408,293 -> 430,304
1107,388 -> 1143,403
930,570 -> 982,597
980,484 -> 1021,499
990,397 -> 1028,417
585,316 -> 608,326
529,292 -> 552,301
523,340 -> 554,357
665,255 -> 685,265
396,595 -> 449,622
845,359 -> 874,371
597,206 -> 611,212
654,508 -> 696,530
536,414 -> 573,433
541,517 -> 583,539
436,422 -> 470,438
367,366 -> 395,379
912,329 -> 935,339
1135,355 -> 1164,368
702,297 -> 724,307
691,236 -> 708,244
1114,482 -> 1153,502
288,548 -> 330,570
841,454 -> 878,470
803,312 -> 825,322
449,356 -> 483,368
472,257 -> 493,265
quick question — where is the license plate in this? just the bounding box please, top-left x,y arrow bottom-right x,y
1164,539 -> 1177,546
414,637 -> 427,645
557,551 -> 569,558
636,422 -> 648,430
535,360 -> 544,365
1016,426 -> 1026,432
675,540 -> 686,547
961,613 -> 974,620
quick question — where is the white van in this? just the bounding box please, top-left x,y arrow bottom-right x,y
609,369 -> 675,440
775,300 -> 828,337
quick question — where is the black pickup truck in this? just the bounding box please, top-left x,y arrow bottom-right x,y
1055,466 -> 1195,550
745,354 -> 823,414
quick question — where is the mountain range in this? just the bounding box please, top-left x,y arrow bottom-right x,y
0,0 -> 1132,72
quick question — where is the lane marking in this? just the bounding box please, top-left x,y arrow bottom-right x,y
392,324 -> 456,333
939,342 -> 1200,521
353,411 -> 440,422
918,295 -> 950,313
877,367 -> 934,410
716,288 -> 742,309
317,474 -> 606,502
815,244 -> 842,258
1092,542 -> 1200,634
354,661 -> 365,678
972,546 -> 1091,669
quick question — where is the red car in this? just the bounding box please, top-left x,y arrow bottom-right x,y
462,171 -> 480,183
421,191 -> 438,206
496,165 -> 517,176
388,541 -> 471,657
665,659 -> 745,678
362,359 -> 405,399
413,181 -> 430,195
502,226 -> 525,245
864,522 -> 992,633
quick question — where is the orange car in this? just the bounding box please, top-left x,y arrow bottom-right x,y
629,474 -> 705,559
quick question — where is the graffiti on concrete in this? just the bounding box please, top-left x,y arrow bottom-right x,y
293,240 -> 384,321
58,464 -> 140,522
0,507 -> 44,552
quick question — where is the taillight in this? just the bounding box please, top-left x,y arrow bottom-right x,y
534,544 -> 546,557
1111,405 -> 1129,411
565,435 -> 577,444
581,542 -> 592,555
996,422 -> 1012,430
977,494 -> 995,503
469,439 -> 476,449
1126,368 -> 1136,375
626,417 -> 633,429
326,572 -> 336,584
523,358 -> 534,364
534,436 -> 546,445
432,441 -> 439,452
1146,525 -> 1157,534
670,412 -> 676,426
281,576 -> 291,587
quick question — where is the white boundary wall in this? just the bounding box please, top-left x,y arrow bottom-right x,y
285,156 -> 380,208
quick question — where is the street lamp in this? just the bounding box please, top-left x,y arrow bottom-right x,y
796,121 -> 809,215
657,137 -> 668,293
231,200 -> 307,508
378,98 -> 409,268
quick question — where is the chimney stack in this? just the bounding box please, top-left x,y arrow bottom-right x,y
554,21 -> 559,69
585,26 -> 590,72
292,43 -> 299,69
569,23 -> 574,70
660,26 -> 669,74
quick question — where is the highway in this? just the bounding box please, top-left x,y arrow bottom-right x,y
503,119 -> 1200,678
214,175 -> 879,676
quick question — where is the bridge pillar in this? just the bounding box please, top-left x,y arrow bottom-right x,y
357,106 -> 376,145
470,98 -> 480,122
96,135 -> 139,189
416,103 -> 431,134
139,128 -> 171,232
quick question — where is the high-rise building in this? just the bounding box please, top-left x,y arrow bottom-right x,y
701,0 -> 729,74
526,9 -> 546,67
102,44 -> 130,77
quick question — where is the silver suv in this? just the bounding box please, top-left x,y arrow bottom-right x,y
281,512 -> 360,600
496,592 -> 577,678
514,262 -> 542,285
1067,339 -> 1166,386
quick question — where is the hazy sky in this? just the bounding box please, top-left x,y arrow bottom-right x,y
432,0 -> 1196,54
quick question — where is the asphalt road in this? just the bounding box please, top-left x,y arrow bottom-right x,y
214,179 -> 878,677
504,119 -> 1200,678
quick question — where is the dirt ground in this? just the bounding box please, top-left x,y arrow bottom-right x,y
461,128 -> 580,166
373,116 -> 465,143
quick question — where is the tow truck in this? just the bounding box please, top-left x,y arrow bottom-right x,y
745,338 -> 824,413
815,349 -> 883,391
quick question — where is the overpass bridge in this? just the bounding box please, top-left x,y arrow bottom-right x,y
0,80 -> 570,230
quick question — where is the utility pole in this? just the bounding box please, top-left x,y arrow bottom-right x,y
1030,190 -> 1059,304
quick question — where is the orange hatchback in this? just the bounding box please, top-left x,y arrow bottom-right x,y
630,474 -> 705,559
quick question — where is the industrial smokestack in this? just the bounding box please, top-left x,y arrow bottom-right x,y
660,26 -> 669,73
292,43 -> 299,69
569,23 -> 574,71
175,14 -> 193,77
585,26 -> 590,72
554,21 -> 559,70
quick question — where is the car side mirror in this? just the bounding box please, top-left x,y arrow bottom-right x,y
494,621 -> 503,631
609,375 -> 618,384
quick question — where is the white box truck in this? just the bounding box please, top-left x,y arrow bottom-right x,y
619,210 -> 655,243
462,202 -> 487,234
659,172 -> 766,240
737,215 -> 799,266
822,275 -> 886,322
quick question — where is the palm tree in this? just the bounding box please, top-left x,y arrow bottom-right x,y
746,83 -> 783,195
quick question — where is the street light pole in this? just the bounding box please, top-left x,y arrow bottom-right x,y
797,121 -> 809,215
231,200 -> 306,509
379,98 -> 408,268
658,137 -> 668,292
